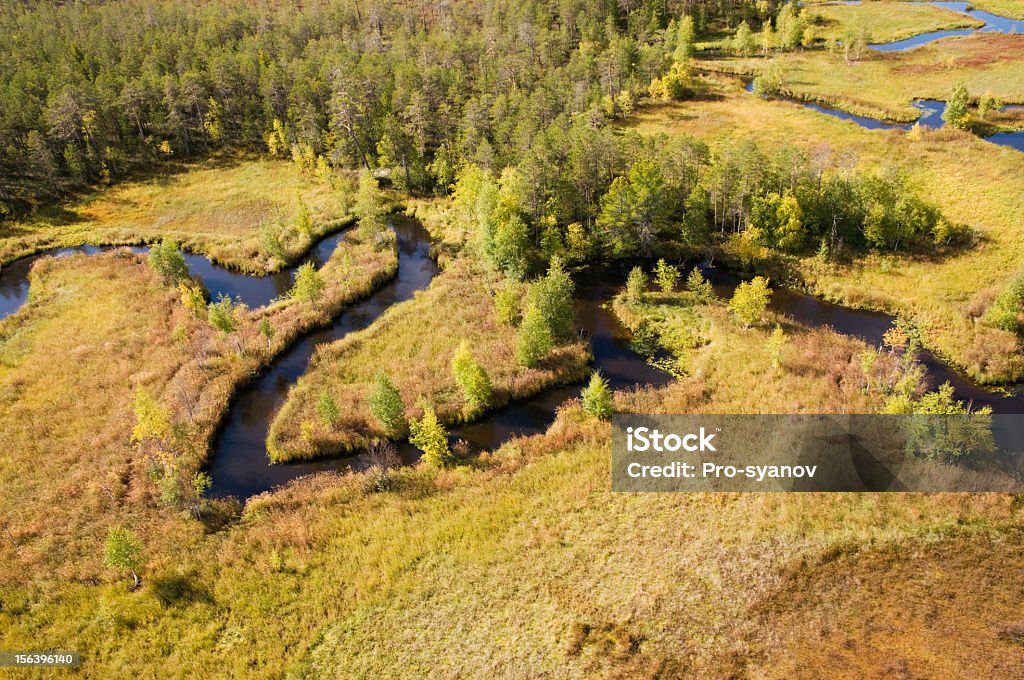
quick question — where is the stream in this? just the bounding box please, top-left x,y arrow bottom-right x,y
743,82 -> 1024,151
1,218 -> 1020,500
868,1 -> 1024,52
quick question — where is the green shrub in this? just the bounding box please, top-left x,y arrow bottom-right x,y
148,238 -> 189,284
370,371 -> 406,438
316,390 -> 339,425
654,259 -> 680,293
625,267 -> 647,304
581,372 -> 613,420
516,304 -> 554,367
686,268 -> 714,301
729,276 -> 771,327
494,280 -> 523,326
451,341 -> 493,415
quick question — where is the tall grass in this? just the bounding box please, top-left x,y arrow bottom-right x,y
0,229 -> 397,588
267,257 -> 591,462
0,158 -> 352,272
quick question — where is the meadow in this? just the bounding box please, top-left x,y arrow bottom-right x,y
810,1 -> 983,44
802,0 -> 1024,20
0,158 -> 352,272
1,304 -> 1020,676
696,33 -> 1024,122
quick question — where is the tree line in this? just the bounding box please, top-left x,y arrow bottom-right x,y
451,132 -> 970,278
0,0 -> 789,216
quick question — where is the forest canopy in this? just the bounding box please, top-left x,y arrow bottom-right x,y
0,0 -> 965,266
0,0 -> 778,213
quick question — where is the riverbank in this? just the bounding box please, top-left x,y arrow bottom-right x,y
0,228 -> 398,586
694,32 -> 1024,124
631,89 -> 1024,384
0,158 -> 351,273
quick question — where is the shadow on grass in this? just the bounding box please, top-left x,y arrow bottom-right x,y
150,573 -> 215,608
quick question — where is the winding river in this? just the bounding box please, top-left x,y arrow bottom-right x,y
743,82 -> 1024,151
868,1 -> 1024,52
1,217 -> 1021,499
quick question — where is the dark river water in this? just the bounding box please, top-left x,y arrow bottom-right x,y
2,218 -> 1021,499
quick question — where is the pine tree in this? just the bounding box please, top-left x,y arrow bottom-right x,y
104,527 -> 143,590
369,371 -> 406,438
654,259 -> 680,294
686,268 -> 714,301
295,198 -> 314,237
581,371 -> 613,420
355,169 -> 387,239
943,82 -> 971,129
259,317 -> 275,351
291,262 -> 325,304
409,405 -> 453,467
674,15 -> 695,62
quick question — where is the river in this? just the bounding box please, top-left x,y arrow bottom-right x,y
1,218 -> 1020,500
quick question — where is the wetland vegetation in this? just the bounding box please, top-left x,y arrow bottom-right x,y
1,0 -> 1023,677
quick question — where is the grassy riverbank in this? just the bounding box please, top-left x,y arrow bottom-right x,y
630,85 -> 1024,383
3,400 -> 1020,677
810,1 -> 984,45
0,229 -> 396,587
696,33 -> 1024,122
0,158 -> 352,272
267,257 -> 591,462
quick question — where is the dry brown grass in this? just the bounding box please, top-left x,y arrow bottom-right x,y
0,230 -> 396,586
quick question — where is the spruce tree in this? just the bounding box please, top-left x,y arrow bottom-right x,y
581,372 -> 613,420
409,405 -> 453,467
369,371 -> 406,438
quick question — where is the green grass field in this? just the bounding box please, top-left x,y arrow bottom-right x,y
0,158 -> 352,272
